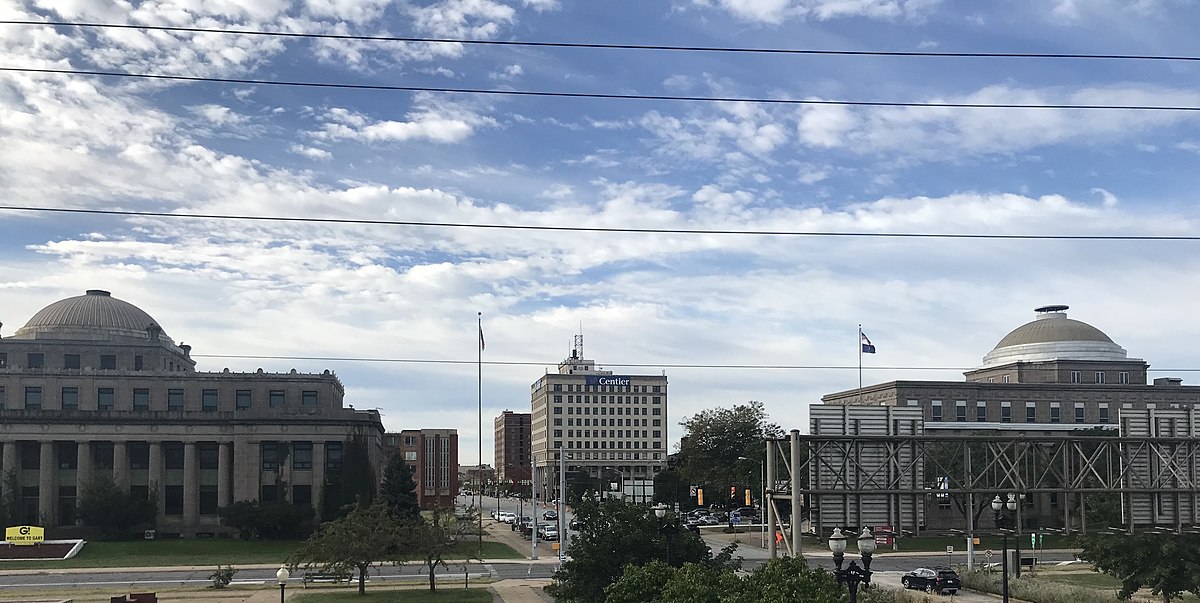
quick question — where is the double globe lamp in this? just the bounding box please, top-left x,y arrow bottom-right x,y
828,526 -> 876,603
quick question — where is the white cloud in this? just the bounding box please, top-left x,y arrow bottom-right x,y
187,104 -> 249,126
523,0 -> 561,10
409,0 -> 517,38
490,64 -> 524,81
313,96 -> 498,144
289,144 -> 333,160
691,0 -> 941,23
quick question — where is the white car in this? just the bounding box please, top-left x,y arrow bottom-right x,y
498,511 -> 516,523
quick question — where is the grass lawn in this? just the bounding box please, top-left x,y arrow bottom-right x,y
0,538 -> 520,570
294,588 -> 494,603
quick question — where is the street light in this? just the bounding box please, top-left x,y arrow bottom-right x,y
653,503 -> 675,566
738,455 -> 767,549
276,566 -> 289,603
828,527 -> 875,603
991,493 -> 1019,603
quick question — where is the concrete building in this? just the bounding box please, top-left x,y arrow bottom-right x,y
822,304 -> 1200,530
493,410 -> 531,492
530,336 -> 668,501
0,289 -> 384,536
384,429 -> 458,508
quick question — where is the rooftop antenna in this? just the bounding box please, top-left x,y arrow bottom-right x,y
573,323 -> 584,361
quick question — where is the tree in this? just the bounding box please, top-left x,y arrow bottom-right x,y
340,432 -> 377,508
289,502 -> 401,595
547,498 -> 714,602
77,474 -> 157,540
403,505 -> 479,591
1079,532 -> 1200,602
603,555 -> 841,603
674,401 -> 783,505
380,454 -> 420,519
218,500 -> 315,539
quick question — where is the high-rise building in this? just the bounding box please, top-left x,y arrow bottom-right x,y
529,336 -> 667,501
384,429 -> 458,508
0,289 -> 384,537
493,410 -> 531,492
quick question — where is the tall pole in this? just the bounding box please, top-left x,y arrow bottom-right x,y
760,459 -> 766,549
559,447 -> 567,566
531,453 -> 538,560
477,312 -> 484,553
767,441 -> 777,559
790,429 -> 802,557
858,325 -> 863,394
1001,532 -> 1010,603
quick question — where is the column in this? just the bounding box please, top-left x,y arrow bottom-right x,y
113,441 -> 129,490
1,441 -> 15,478
148,442 -> 164,524
312,441 -> 326,519
39,441 -> 55,526
217,442 -> 233,509
76,441 -> 92,525
183,442 -> 198,532
231,437 -> 260,503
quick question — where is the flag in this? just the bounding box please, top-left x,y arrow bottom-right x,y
479,325 -> 486,351
860,332 -> 876,354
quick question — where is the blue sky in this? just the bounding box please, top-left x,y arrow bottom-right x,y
4,0 -> 1200,466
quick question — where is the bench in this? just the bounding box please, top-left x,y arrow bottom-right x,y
302,571 -> 362,587
111,594 -> 157,603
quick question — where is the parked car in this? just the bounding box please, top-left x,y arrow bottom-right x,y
498,511 -> 516,523
543,510 -> 558,521
901,567 -> 960,595
569,518 -> 584,531
688,509 -> 712,520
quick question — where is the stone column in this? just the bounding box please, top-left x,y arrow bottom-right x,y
183,442 -> 198,533
113,441 -> 129,490
1,441 -> 15,478
39,441 -> 55,526
312,441 -> 326,519
232,437 -> 260,503
217,442 -> 233,508
148,442 -> 164,524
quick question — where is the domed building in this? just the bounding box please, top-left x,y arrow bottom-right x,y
0,290 -> 384,537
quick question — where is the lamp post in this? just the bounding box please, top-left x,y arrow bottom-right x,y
828,527 -> 875,603
275,566 -> 289,603
991,493 -> 1018,603
653,503 -> 675,566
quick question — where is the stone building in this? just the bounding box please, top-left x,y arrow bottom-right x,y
493,410 -> 531,492
383,429 -> 458,508
0,289 -> 384,537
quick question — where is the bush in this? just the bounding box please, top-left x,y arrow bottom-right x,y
959,569 -> 1123,603
219,500 -> 315,539
208,565 -> 237,588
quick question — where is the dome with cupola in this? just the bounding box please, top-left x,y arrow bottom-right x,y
981,305 -> 1136,367
13,289 -> 174,343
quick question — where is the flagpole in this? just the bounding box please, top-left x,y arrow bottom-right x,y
477,311 -> 483,554
858,324 -> 863,394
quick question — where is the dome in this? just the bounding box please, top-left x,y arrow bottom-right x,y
13,290 -> 174,343
981,305 -> 1135,367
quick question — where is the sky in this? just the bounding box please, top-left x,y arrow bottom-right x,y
3,0 -> 1200,468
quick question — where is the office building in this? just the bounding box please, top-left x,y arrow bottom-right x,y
493,410 -> 531,491
384,429 -> 458,508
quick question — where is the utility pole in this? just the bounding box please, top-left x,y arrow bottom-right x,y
559,447 -> 567,566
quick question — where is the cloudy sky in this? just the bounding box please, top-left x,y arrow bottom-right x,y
3,0 -> 1200,466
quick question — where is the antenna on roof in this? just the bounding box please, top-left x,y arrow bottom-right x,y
1035,305 -> 1070,313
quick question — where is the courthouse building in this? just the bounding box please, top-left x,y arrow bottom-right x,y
0,289 -> 384,537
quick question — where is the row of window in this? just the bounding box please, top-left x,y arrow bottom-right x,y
556,429 -> 661,439
0,352 -> 182,371
551,383 -> 664,393
1070,371 -> 1129,384
3,441 -> 345,472
556,418 -> 658,428
0,386 -> 317,411
555,440 -> 663,450
926,400 -> 1111,424
552,405 -> 662,416
551,395 -> 664,405
550,448 -> 663,461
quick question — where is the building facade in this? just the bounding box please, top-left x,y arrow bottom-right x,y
493,410 -> 531,491
0,290 -> 384,537
529,337 -> 668,500
384,429 -> 458,508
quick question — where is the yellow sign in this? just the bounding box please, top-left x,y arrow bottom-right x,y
5,525 -> 45,545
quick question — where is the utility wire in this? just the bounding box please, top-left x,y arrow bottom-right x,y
2,66 -> 1199,112
4,20 -> 1199,64
2,204 -> 1199,240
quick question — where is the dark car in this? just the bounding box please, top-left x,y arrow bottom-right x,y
543,510 -> 558,521
901,567 -> 960,595
569,518 -> 584,531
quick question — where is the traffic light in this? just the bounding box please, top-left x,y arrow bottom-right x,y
744,488 -> 752,506
730,486 -> 737,499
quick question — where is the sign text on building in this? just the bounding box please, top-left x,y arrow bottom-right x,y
5,525 -> 44,546
585,376 -> 633,386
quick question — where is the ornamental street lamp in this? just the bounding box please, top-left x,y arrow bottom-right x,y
829,527 -> 876,603
991,493 -> 1019,603
275,566 -> 289,603
653,503 -> 676,566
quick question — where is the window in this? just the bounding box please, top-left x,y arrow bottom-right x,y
955,401 -> 966,422
236,390 -> 252,410
1071,371 -> 1081,384
302,390 -> 318,406
652,408 -> 662,416
1095,372 -> 1105,384
164,443 -> 184,470
293,442 -> 313,470
0,386 -> 5,410
292,485 -> 312,506
1001,402 -> 1011,423
165,485 -> 184,516
261,442 -> 280,470
1119,372 -> 1129,384
553,406 -> 562,415
100,354 -> 116,370
129,442 -> 149,470
199,485 -> 219,515
63,354 -> 80,369
56,442 -> 77,469
168,389 -> 184,410
24,387 -> 42,410
260,484 -> 279,503
1026,403 -> 1036,422
1099,403 -> 1110,423
133,388 -> 150,411
26,353 -> 44,369
1075,404 -> 1085,423
198,443 -> 219,470
976,401 -> 987,422
134,355 -> 143,371
1003,375 -> 1010,383
1050,403 -> 1061,423
404,451 -> 417,461
92,442 -> 114,470
269,390 -> 285,408
0,353 -> 6,368
652,396 -> 661,404
326,442 -> 344,472
202,389 -> 218,411
61,387 -> 78,410
19,442 -> 39,470
932,401 -> 943,422
97,388 -> 114,410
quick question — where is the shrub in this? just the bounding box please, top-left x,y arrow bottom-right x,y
959,569 -> 1123,603
208,565 -> 237,588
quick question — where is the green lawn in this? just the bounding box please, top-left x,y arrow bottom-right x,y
294,589 -> 494,603
0,538 -> 521,570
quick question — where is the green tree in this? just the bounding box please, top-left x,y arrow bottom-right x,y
77,474 -> 157,540
403,505 -> 479,591
674,401 -> 783,506
547,498 -> 714,603
0,469 -> 18,526
289,502 -> 400,595
218,500 -> 315,539
604,555 -> 842,603
340,432 -> 377,508
1079,532 -> 1200,602
603,561 -> 677,603
380,454 -> 420,518
728,556 -> 843,602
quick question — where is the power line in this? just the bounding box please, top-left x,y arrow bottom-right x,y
3,66 -> 1200,112
2,204 -> 1199,240
4,20 -> 1199,64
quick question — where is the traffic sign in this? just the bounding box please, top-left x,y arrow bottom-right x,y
946,545 -> 954,554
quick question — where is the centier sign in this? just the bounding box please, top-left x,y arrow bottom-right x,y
4,525 -> 45,545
